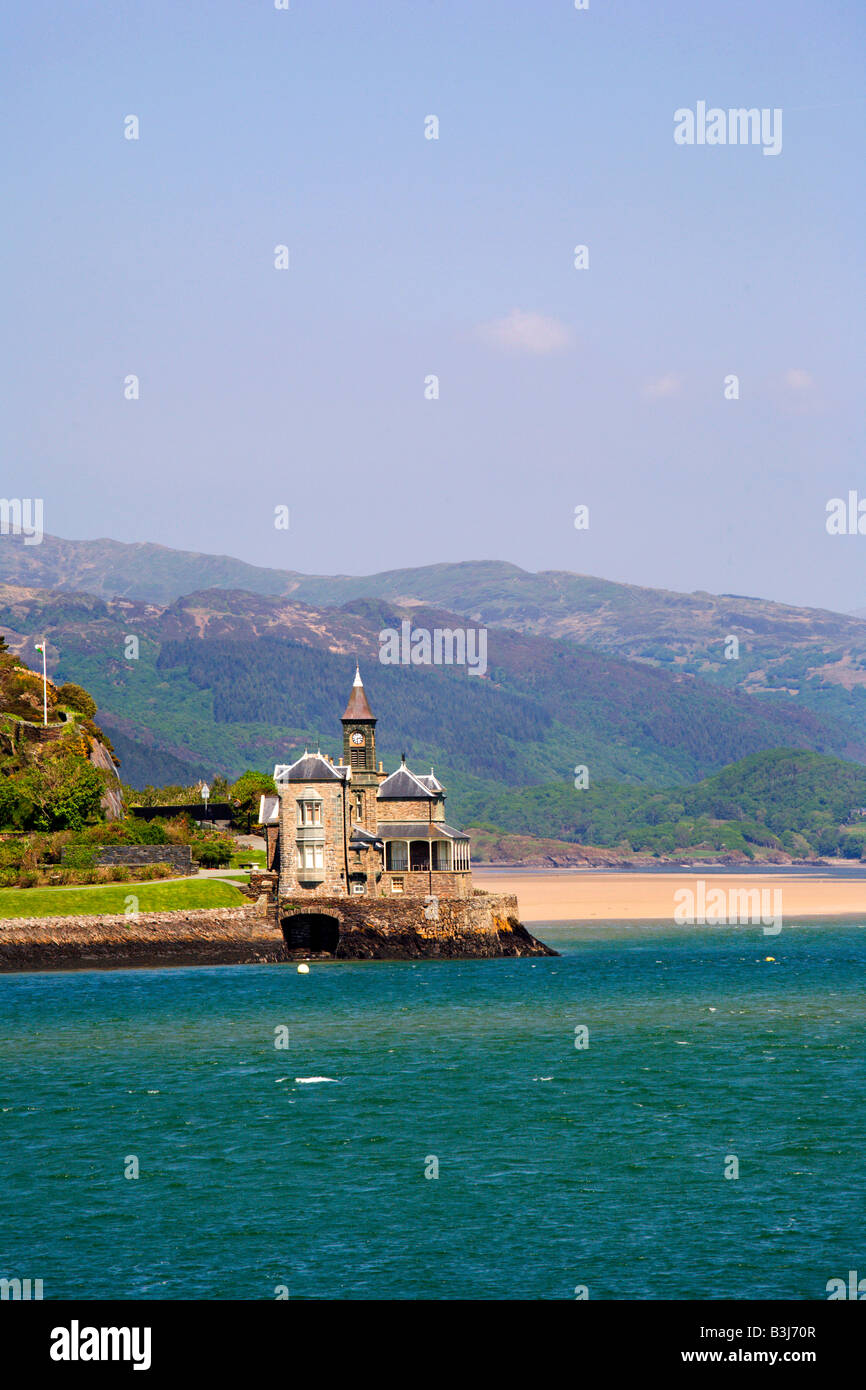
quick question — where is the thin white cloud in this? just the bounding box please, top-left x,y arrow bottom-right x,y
641,373 -> 683,400
474,309 -> 572,355
783,368 -> 814,391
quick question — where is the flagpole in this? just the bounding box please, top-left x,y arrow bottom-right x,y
35,640 -> 47,725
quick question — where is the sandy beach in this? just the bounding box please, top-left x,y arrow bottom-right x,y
474,868 -> 866,923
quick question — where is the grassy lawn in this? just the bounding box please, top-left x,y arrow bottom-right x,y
0,878 -> 248,920
229,848 -> 265,868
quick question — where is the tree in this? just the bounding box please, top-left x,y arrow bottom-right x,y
55,683 -> 97,719
16,747 -> 106,830
230,770 -> 277,832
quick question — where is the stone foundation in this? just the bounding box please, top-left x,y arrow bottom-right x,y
278,892 -> 555,959
0,894 -> 555,972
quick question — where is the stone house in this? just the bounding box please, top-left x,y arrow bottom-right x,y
258,668 -> 472,899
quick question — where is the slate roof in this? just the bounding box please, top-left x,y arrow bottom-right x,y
376,821 -> 469,841
342,666 -> 375,721
258,794 -> 280,825
274,753 -> 350,783
377,764 -> 437,800
417,772 -> 444,793
348,825 -> 384,849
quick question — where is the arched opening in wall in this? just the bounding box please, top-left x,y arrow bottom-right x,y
409,840 -> 430,871
280,912 -> 340,956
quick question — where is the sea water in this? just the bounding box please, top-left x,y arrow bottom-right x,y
1,921 -> 864,1300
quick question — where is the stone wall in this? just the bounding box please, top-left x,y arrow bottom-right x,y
278,891 -> 554,959
278,781 -> 347,896
61,845 -> 193,871
0,893 -> 555,972
264,825 -> 280,871
376,799 -> 447,823
0,905 -> 284,973
380,868 -> 470,899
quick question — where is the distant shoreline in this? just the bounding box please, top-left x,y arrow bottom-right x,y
474,867 -> 866,923
475,861 -> 866,878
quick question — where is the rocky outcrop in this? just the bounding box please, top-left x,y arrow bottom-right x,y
89,738 -> 124,820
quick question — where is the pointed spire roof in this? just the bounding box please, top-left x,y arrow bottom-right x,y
342,665 -> 375,721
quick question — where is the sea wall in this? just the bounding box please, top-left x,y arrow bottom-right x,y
0,893 -> 555,972
278,891 -> 555,959
0,906 -> 285,973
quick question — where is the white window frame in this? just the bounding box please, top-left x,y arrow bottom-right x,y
297,798 -> 323,827
296,841 -> 324,870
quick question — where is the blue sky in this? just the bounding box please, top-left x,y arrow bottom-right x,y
2,1 -> 864,610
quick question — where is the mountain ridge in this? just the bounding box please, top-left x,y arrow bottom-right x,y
0,581 -> 862,811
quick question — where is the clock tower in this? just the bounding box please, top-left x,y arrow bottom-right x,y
342,666 -> 377,770
341,667 -> 382,834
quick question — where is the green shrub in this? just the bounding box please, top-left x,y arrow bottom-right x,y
42,830 -> 73,864
80,818 -> 168,847
64,845 -> 97,872
0,838 -> 32,871
194,840 -> 233,868
54,683 -> 97,719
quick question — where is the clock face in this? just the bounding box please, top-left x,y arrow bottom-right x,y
350,731 -> 365,746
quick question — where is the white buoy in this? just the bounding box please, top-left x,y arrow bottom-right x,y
297,963 -> 310,974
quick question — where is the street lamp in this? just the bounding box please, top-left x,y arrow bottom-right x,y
201,783 -> 210,823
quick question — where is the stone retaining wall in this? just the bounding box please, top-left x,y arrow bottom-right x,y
279,891 -> 554,959
0,906 -> 284,972
61,845 -> 193,870
0,894 -> 555,972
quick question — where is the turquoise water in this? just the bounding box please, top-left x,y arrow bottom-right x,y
1,921 -> 864,1300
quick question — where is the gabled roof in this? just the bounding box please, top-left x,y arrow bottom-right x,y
342,665 -> 375,722
258,794 -> 280,825
274,752 -> 350,783
377,762 -> 437,800
416,770 -> 444,793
